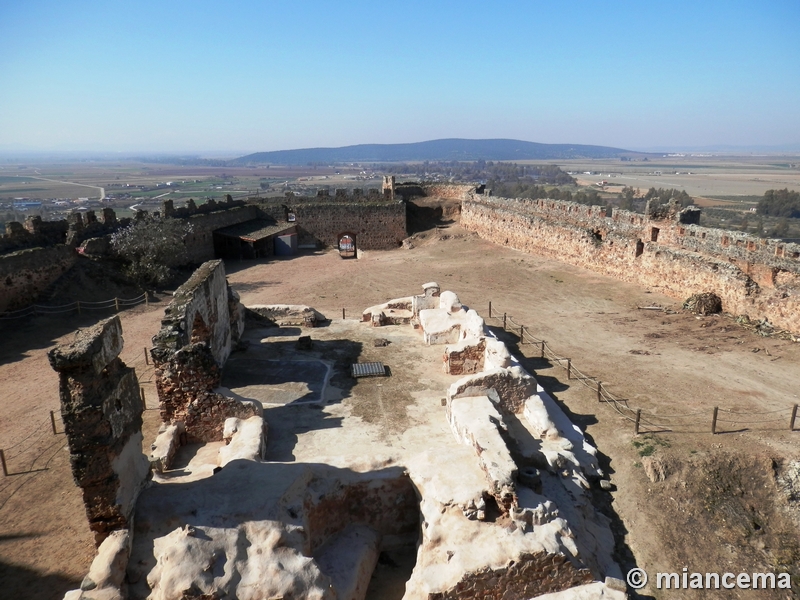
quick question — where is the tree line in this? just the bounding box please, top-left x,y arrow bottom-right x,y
387,161 -> 576,186
756,189 -> 800,218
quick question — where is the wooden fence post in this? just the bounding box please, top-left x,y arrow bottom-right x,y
144,348 -> 149,365
597,381 -> 603,402
566,359 -> 571,380
114,298 -> 120,312
520,326 -> 524,344
140,387 -> 146,405
540,341 -> 546,359
634,409 -> 642,436
488,301 -> 492,318
503,313 -> 507,330
50,410 -> 57,434
0,449 -> 7,476
711,406 -> 719,434
76,301 -> 81,316
145,292 -> 149,306
342,308 -> 346,320
790,404 -> 798,431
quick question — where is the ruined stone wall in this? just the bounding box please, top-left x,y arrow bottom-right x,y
48,316 -> 149,546
151,260 -> 257,442
256,195 -> 407,250
0,245 -> 77,312
422,183 -> 480,200
181,204 -> 261,263
151,259 -> 243,365
462,195 -> 800,333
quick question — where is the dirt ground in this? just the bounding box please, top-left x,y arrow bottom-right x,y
1,215 -> 799,598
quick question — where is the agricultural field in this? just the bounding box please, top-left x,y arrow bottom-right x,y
2,155 -> 800,240
0,161 -> 381,224
553,155 -> 800,204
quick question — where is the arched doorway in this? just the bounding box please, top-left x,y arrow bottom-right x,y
338,232 -> 357,259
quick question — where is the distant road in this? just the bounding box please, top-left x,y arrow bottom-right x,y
31,171 -> 105,200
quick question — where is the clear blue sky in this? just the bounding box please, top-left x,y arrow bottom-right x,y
1,0 -> 798,154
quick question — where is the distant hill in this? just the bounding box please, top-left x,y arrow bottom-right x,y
230,138 -> 644,165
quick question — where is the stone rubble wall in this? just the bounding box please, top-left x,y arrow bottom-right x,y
256,196 -> 407,250
151,260 -> 256,443
462,194 -> 800,334
0,245 -> 77,312
151,260 -> 242,366
443,337 -> 486,375
48,316 -> 149,546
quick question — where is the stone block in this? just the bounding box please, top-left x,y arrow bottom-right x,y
48,316 -> 123,375
149,422 -> 184,474
218,416 -> 267,467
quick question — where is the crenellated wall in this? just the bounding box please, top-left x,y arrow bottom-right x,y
255,193 -> 407,250
461,194 -> 800,334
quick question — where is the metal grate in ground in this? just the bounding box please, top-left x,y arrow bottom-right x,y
351,362 -> 386,378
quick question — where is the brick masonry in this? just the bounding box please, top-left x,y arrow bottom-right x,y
151,260 -> 258,443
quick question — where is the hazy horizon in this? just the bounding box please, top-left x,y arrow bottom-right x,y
1,1 -> 799,155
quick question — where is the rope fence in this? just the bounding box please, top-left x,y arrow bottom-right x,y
0,293 -> 150,321
0,409 -> 67,478
486,301 -> 798,436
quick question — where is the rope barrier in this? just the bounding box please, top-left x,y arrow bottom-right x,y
486,300 -> 798,434
0,293 -> 148,321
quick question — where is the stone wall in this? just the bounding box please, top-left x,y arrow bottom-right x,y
151,259 -> 243,366
48,316 -> 149,546
0,245 -> 77,312
182,204 -> 261,263
255,194 -> 407,250
151,260 -> 258,443
422,183 -> 481,200
462,194 -> 800,334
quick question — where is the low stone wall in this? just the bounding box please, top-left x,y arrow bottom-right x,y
48,316 -> 149,546
0,245 -> 78,312
462,195 -> 800,334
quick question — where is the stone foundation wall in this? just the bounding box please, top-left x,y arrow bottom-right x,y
48,316 -> 149,546
462,195 -> 800,334
303,471 -> 419,554
444,338 -> 485,375
0,245 -> 77,312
